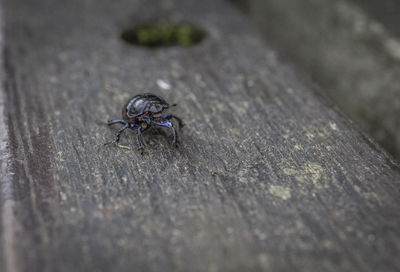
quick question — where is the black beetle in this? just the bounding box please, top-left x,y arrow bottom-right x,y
105,93 -> 184,154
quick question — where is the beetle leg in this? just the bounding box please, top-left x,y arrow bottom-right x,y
171,125 -> 177,146
136,126 -> 145,154
107,119 -> 127,126
146,116 -> 151,125
156,120 -> 178,146
104,123 -> 129,145
162,114 -> 185,129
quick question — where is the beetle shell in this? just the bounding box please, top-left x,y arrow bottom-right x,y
123,93 -> 169,119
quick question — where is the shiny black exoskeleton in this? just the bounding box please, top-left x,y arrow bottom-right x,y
105,93 -> 184,154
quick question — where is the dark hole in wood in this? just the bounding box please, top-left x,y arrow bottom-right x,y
121,23 -> 206,47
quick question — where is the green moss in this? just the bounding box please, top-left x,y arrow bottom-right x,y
121,23 -> 206,47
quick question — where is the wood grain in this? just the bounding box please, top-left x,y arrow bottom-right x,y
1,0 -> 400,271
231,0 -> 400,160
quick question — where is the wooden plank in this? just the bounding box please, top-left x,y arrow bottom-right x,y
0,6 -> 13,272
1,0 -> 400,271
231,0 -> 400,160
351,0 -> 400,37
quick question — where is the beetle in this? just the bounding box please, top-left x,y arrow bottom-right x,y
105,93 -> 184,154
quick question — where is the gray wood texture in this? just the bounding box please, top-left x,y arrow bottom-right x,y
1,0 -> 400,271
231,0 -> 400,160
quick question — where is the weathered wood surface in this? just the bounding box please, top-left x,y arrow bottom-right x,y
1,0 -> 400,271
231,0 -> 400,160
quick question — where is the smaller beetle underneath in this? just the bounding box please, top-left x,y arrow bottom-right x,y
105,93 -> 184,154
